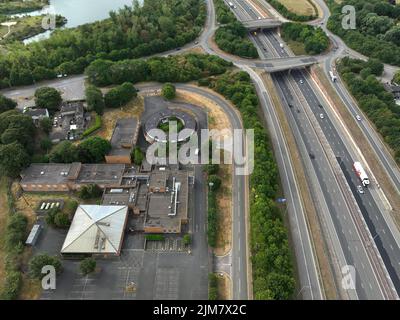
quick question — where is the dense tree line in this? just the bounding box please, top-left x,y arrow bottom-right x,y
215,21 -> 259,58
214,0 -> 236,24
281,22 -> 329,55
327,0 -> 400,66
338,57 -> 400,164
0,109 -> 35,177
0,0 -> 206,88
203,71 -> 295,299
265,0 -> 317,21
0,0 -> 48,14
85,53 -> 232,87
0,180 -> 27,300
48,136 -> 111,164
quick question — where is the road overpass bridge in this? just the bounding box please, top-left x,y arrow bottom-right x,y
255,56 -> 318,72
242,18 -> 282,30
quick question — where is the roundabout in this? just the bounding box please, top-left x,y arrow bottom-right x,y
144,108 -> 197,143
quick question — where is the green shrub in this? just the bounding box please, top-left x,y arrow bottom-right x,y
81,115 -> 102,138
145,234 -> 165,241
1,271 -> 22,300
28,254 -> 63,280
80,258 -> 97,275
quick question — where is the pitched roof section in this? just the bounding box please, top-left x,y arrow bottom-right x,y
61,205 -> 128,254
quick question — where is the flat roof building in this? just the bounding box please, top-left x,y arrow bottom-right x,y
106,118 -> 140,164
61,205 -> 128,256
20,163 -> 125,192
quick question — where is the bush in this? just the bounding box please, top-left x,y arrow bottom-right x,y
82,114 -> 102,138
28,254 -> 63,280
206,164 -> 219,175
162,83 -> 176,100
85,85 -> 104,115
54,211 -> 70,228
132,146 -> 144,166
208,273 -> 218,300
145,234 -> 165,241
78,184 -> 103,200
34,87 -> 62,112
80,258 -> 97,275
183,234 -> 191,246
1,271 -> 22,300
208,175 -> 222,192
5,213 -> 27,254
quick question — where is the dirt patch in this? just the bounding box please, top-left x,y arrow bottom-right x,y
96,96 -> 144,141
176,88 -> 235,256
261,71 -> 338,299
312,66 -> 400,228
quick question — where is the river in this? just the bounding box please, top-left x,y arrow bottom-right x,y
14,0 -> 136,44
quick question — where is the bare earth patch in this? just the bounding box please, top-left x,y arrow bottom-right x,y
96,96 -> 144,141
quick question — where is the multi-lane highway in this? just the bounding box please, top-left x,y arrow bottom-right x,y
227,0 -> 400,299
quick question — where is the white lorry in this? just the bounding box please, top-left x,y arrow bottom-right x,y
329,70 -> 337,82
353,162 -> 370,187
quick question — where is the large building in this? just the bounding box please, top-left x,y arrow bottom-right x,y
20,163 -> 125,192
105,118 -> 140,164
61,205 -> 128,256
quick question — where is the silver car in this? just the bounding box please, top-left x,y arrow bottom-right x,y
357,185 -> 364,194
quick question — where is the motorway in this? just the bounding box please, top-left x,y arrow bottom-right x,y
3,0 -> 400,300
227,0 -> 400,299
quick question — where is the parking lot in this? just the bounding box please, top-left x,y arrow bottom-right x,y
145,237 -> 188,253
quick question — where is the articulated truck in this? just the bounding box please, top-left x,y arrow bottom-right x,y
353,162 -> 370,187
329,70 -> 337,82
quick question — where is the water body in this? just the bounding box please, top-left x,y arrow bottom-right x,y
15,0 -> 136,44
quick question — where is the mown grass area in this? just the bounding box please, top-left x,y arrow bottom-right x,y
277,0 -> 316,16
284,39 -> 307,56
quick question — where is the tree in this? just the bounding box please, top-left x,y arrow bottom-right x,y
28,254 -> 63,280
40,117 -> 52,134
0,95 -> 17,114
34,87 -> 62,112
49,141 -> 78,163
54,212 -> 70,228
104,82 -> 137,108
5,213 -> 27,254
40,138 -> 52,152
85,85 -> 105,115
208,175 -> 222,192
80,258 -> 97,276
0,142 -> 30,177
78,184 -> 103,200
132,146 -> 144,165
162,83 -> 176,100
78,136 -> 111,163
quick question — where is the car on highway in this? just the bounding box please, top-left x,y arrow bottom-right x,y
319,113 -> 325,119
318,103 -> 323,108
357,185 -> 365,194
356,114 -> 362,121
309,153 -> 316,160
299,79 -> 304,84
